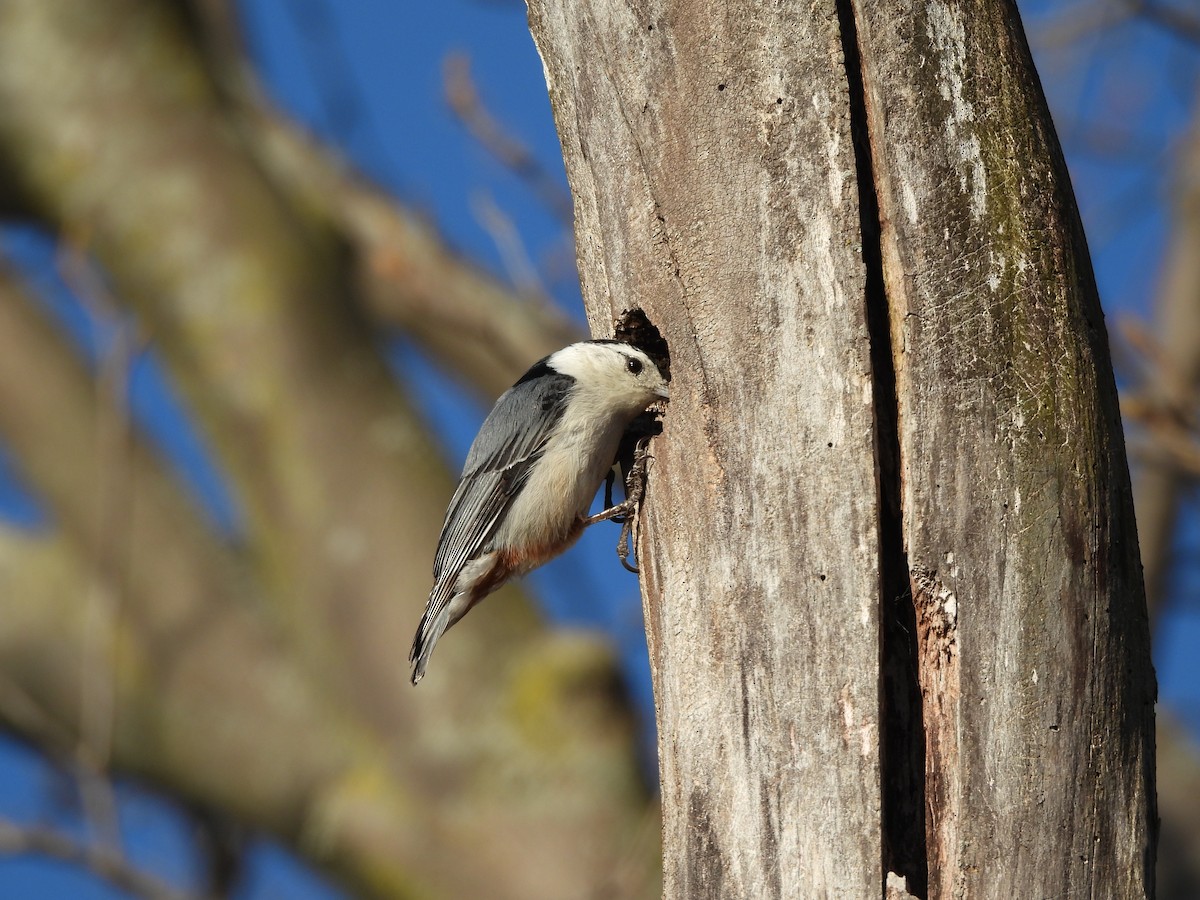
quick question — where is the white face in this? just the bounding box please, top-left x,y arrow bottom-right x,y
550,341 -> 670,412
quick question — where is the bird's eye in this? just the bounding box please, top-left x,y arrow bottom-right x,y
626,357 -> 644,376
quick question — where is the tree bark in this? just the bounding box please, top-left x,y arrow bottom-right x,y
851,2 -> 1155,894
529,0 -> 1157,896
530,3 -> 885,895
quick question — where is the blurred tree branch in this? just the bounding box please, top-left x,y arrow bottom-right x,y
1121,109 -> 1200,896
1125,110 -> 1200,620
1157,714 -> 1200,898
1036,1 -> 1200,50
0,816 -> 208,900
1127,0 -> 1200,46
443,52 -> 575,225
0,264 -> 518,896
0,522 -> 430,899
243,104 -> 581,395
0,0 -> 653,897
185,0 -> 582,398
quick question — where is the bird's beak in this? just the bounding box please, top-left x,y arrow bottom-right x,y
657,384 -> 671,400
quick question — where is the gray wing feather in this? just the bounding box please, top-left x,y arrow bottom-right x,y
425,373 -> 574,615
461,370 -> 573,476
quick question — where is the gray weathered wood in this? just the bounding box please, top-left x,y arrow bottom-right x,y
528,2 -> 884,896
850,1 -> 1156,895
530,0 -> 1156,896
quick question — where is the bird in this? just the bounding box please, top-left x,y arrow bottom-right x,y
408,340 -> 670,684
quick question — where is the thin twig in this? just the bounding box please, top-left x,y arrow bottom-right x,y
55,238 -> 140,856
471,190 -> 549,298
1126,0 -> 1200,47
1032,1 -> 1132,51
0,817 -> 206,900
444,52 -> 574,223
1120,317 -> 1200,430
0,673 -> 79,756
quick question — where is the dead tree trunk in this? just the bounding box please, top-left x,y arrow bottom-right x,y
528,1 -> 1157,896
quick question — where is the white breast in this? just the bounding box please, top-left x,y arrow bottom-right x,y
492,396 -> 630,553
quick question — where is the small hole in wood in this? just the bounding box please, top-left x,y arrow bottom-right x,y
717,83 -> 726,91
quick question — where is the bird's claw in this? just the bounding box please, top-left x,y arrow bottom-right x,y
582,497 -> 637,526
597,435 -> 654,573
617,515 -> 639,574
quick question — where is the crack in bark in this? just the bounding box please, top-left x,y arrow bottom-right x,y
835,1 -> 929,894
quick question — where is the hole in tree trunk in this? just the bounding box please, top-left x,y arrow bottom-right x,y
616,307 -> 671,382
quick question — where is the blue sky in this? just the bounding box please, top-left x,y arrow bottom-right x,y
0,1 -> 1196,896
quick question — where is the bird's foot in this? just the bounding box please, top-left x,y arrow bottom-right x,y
592,435 -> 654,573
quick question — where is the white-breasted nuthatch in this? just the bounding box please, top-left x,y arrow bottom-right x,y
409,340 -> 669,684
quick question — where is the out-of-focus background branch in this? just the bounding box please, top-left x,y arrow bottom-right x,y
0,0 -> 649,898
0,0 -> 1195,897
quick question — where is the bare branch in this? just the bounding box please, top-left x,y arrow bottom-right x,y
1127,0 -> 1200,47
0,522 -> 442,900
0,817 -> 205,900
444,52 -> 575,224
1125,109 -> 1200,618
245,105 -> 583,396
184,0 -> 582,398
52,243 -> 140,855
1157,715 -> 1200,898
1035,1 -> 1200,51
471,189 -> 550,298
1031,1 -> 1133,51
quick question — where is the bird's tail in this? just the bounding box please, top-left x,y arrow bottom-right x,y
409,602 -> 453,685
